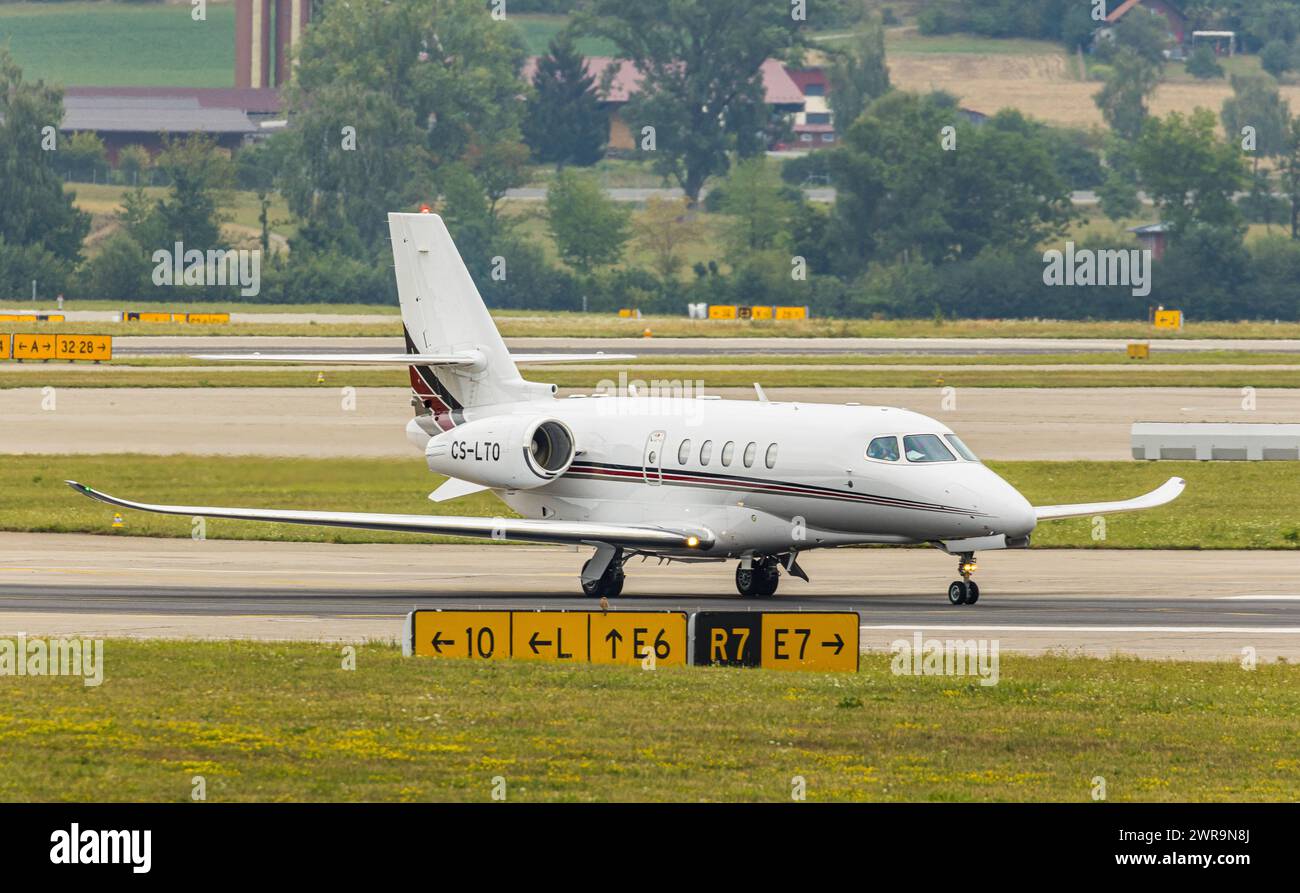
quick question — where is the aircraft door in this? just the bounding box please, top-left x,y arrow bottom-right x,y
643,430 -> 666,485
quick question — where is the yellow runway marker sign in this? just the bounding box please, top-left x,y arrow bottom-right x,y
55,334 -> 112,361
760,613 -> 859,672
590,611 -> 687,666
12,333 -> 55,360
1153,309 -> 1182,330
692,611 -> 859,671
0,333 -> 9,359
411,611 -> 511,660
512,611 -> 589,662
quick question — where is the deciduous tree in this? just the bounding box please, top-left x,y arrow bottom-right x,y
578,0 -> 803,203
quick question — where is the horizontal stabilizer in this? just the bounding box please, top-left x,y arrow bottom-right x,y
193,353 -> 481,365
428,477 -> 489,503
511,354 -> 636,363
65,481 -> 712,551
192,352 -> 635,365
1034,477 -> 1185,522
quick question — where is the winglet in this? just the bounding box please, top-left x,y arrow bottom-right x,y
1034,476 -> 1186,522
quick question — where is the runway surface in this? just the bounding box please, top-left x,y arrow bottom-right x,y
3,386 -> 1294,460
1,534 -> 1296,660
107,334 -> 1300,357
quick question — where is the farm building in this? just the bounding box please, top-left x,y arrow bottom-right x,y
521,56 -> 828,153
59,88 -> 282,162
1129,222 -> 1172,261
1105,0 -> 1189,46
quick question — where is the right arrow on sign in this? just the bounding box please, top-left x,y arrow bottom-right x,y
822,633 -> 844,655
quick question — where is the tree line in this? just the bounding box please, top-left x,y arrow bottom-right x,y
4,0 -> 1300,321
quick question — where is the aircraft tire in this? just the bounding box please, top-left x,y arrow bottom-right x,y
947,581 -> 968,605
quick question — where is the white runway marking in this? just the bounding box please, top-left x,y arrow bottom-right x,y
1217,596 -> 1300,601
860,624 -> 1300,634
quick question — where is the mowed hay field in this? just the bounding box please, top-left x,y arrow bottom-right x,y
884,31 -> 1300,130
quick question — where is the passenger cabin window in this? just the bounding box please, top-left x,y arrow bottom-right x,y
699,440 -> 713,465
765,443 -> 778,469
866,436 -> 900,462
945,434 -> 979,461
903,434 -> 956,463
721,441 -> 735,466
743,442 -> 757,468
677,439 -> 691,464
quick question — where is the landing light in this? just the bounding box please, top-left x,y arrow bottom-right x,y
686,536 -> 700,548
960,560 -> 977,575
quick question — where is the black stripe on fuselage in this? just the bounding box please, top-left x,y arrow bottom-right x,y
564,461 -> 988,517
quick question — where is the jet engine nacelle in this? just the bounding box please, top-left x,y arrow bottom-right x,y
425,415 -> 576,489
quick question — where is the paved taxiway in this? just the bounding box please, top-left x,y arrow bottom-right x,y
4,385 -> 1295,460
1,534 -> 1296,661
107,335 -> 1300,356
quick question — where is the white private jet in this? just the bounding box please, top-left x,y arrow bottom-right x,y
67,212 -> 1185,605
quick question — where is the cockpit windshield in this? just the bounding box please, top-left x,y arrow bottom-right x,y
902,434 -> 956,463
866,435 -> 900,461
944,434 -> 979,461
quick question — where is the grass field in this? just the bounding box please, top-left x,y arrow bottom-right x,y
3,455 -> 1295,549
0,1 -> 236,87
0,640 -> 1295,802
24,300 -> 399,316
4,364 -> 1300,389
8,314 -> 1300,341
68,183 -> 298,248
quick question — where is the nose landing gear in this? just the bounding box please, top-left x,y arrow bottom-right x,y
946,553 -> 980,605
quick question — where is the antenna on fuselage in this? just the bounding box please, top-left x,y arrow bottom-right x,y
753,383 -> 769,402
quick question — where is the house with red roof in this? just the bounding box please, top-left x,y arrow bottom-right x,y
777,67 -> 835,151
521,56 -> 813,153
1105,0 -> 1188,46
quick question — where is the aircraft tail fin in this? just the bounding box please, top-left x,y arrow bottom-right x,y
389,211 -> 553,412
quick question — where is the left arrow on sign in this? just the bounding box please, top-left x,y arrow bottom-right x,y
430,631 -> 455,654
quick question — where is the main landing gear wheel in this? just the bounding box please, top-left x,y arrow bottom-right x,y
736,561 -> 780,598
947,552 -> 979,605
581,558 -> 625,598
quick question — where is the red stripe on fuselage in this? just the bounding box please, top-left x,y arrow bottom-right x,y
564,463 -> 984,516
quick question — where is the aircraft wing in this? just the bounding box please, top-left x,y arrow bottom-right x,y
192,353 -> 635,364
1034,477 -> 1185,522
65,481 -> 711,551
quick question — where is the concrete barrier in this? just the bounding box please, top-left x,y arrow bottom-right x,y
1132,422 -> 1300,461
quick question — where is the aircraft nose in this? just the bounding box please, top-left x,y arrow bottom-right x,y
994,482 -> 1037,538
